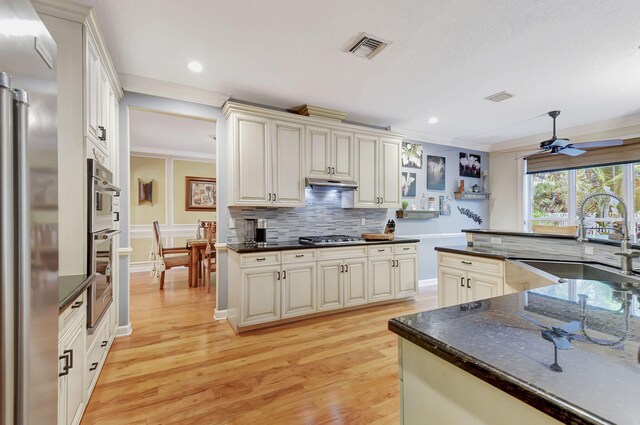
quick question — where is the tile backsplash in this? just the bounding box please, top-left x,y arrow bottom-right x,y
227,189 -> 389,244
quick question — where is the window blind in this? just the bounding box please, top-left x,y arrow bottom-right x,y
525,137 -> 640,174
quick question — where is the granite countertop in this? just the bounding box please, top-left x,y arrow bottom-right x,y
59,274 -> 95,313
463,228 -> 640,249
389,280 -> 640,424
227,237 -> 420,253
435,245 -> 511,260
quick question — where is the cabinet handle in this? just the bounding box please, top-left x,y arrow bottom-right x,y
276,271 -> 280,280
101,340 -> 108,348
89,362 -> 99,372
345,264 -> 349,272
268,193 -> 271,201
98,125 -> 106,141
58,351 -> 71,377
467,278 -> 471,289
71,300 -> 83,309
295,254 -> 304,258
67,349 -> 74,370
380,197 -> 383,204
331,167 -> 335,174
340,264 -> 344,273
328,166 -> 331,174
391,260 -> 395,268
461,261 -> 473,265
403,247 -> 410,251
460,277 -> 465,287
273,193 -> 277,202
283,270 -> 286,279
256,257 -> 266,261
378,249 -> 385,252
395,260 -> 399,267
114,211 -> 120,222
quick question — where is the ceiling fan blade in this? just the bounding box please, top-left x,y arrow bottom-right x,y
559,147 -> 586,157
550,138 -> 571,148
573,139 -> 623,149
516,150 -> 546,160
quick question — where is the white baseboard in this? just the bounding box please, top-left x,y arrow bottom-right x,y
130,262 -> 153,273
115,322 -> 132,337
419,278 -> 438,287
213,309 -> 227,320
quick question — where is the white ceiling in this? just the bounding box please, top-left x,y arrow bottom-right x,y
82,0 -> 640,149
129,108 -> 216,159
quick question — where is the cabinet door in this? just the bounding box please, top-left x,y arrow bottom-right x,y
85,34 -> 100,141
438,266 -> 466,308
354,134 -> 379,208
344,257 -> 367,306
369,256 -> 395,301
468,272 -> 503,302
272,120 -> 305,207
305,126 -> 331,177
61,317 -> 86,425
233,114 -> 272,206
317,260 -> 344,311
331,130 -> 354,180
241,265 -> 281,325
379,138 -> 401,208
96,67 -> 109,153
395,254 -> 418,298
282,262 -> 316,318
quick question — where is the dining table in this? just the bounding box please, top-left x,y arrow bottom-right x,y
185,238 -> 214,287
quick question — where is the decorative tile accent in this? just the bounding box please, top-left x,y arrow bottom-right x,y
228,189 -> 388,244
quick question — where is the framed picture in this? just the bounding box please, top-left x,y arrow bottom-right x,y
402,172 -> 416,197
459,153 -> 481,178
138,179 -> 153,204
439,195 -> 452,216
426,155 -> 446,190
402,142 -> 423,169
185,176 -> 216,211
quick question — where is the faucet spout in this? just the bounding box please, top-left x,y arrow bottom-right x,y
577,192 -> 630,245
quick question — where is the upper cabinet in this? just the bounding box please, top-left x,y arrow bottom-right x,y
305,126 -> 354,180
224,102 -> 403,208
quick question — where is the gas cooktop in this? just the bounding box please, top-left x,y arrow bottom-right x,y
298,235 -> 365,246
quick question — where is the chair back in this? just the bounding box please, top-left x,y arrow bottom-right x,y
200,220 -> 217,242
532,224 -> 577,236
152,221 -> 164,257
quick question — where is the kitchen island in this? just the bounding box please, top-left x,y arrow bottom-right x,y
389,277 -> 640,424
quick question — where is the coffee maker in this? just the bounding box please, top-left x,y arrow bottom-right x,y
244,218 -> 268,246
256,218 -> 268,246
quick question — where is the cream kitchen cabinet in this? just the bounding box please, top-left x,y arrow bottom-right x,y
352,134 -> 402,208
317,260 -> 344,311
437,252 -> 504,307
58,302 -> 86,425
305,126 -> 354,180
281,262 -> 317,318
368,244 -> 419,301
344,257 -> 368,306
228,113 -> 305,207
240,265 -> 282,325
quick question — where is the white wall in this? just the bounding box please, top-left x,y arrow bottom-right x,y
488,151 -> 525,231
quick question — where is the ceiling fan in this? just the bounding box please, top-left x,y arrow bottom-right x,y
521,111 -> 623,159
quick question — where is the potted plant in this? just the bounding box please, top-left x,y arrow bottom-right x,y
402,201 -> 409,210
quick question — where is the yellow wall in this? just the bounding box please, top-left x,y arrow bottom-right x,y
130,156 -> 166,225
130,237 -> 158,263
173,160 -> 217,224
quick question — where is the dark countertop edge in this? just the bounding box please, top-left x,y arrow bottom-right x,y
59,274 -> 96,313
227,238 -> 421,253
388,319 -> 613,425
462,229 -> 640,249
434,245 -> 507,260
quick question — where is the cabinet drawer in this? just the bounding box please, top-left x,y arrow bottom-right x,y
394,244 -> 417,255
86,310 -> 109,355
438,252 -> 504,276
317,246 -> 368,260
240,252 -> 281,267
282,249 -> 317,264
59,292 -> 87,338
368,245 -> 395,257
86,335 -> 107,391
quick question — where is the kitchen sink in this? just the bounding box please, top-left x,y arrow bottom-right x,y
518,260 -> 640,286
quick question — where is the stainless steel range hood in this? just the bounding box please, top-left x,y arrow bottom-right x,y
305,177 -> 358,190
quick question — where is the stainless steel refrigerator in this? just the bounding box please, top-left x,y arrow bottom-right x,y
0,0 -> 59,423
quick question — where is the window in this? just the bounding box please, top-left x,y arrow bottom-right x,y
527,164 -> 638,241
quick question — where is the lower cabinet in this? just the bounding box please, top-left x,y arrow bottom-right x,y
229,243 -> 419,332
58,310 -> 86,425
437,252 -> 505,308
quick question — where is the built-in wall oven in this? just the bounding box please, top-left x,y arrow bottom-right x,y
87,159 -> 120,333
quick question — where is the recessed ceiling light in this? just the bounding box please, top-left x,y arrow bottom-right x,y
188,61 -> 203,73
428,117 -> 439,124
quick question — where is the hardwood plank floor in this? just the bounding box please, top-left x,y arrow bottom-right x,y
81,269 -> 437,425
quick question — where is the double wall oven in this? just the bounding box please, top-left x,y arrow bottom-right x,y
87,159 -> 120,333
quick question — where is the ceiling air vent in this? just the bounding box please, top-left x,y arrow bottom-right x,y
484,91 -> 514,102
347,33 -> 388,59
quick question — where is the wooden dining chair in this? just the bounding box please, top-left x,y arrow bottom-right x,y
200,222 -> 217,292
152,221 -> 192,290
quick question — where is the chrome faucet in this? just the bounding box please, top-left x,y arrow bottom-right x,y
577,192 -> 639,274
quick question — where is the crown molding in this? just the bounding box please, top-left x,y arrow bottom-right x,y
85,9 -> 124,99
389,126 -> 492,152
490,112 -> 640,153
120,74 -> 229,108
130,146 -> 216,161
31,0 -> 91,23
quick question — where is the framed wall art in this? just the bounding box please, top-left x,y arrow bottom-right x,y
186,176 -> 216,211
402,142 -> 423,169
427,155 -> 446,190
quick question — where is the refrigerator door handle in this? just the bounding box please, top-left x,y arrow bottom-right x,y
13,87 -> 31,422
0,72 -> 15,425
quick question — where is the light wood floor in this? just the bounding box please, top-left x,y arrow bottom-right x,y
81,270 -> 438,425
